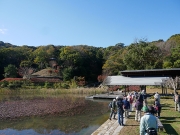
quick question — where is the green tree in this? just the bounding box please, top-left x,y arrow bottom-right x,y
62,67 -> 73,81
59,46 -> 103,81
163,61 -> 173,68
102,49 -> 126,75
171,44 -> 180,68
33,45 -> 56,69
4,64 -> 17,78
123,40 -> 162,70
59,46 -> 82,68
0,46 -> 34,79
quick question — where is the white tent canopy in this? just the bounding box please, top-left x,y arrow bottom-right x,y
103,76 -> 169,86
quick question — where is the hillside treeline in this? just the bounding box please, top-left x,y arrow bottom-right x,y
0,34 -> 180,83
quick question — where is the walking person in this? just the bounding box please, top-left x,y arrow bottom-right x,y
134,98 -> 143,122
116,96 -> 125,126
174,92 -> 180,112
123,97 -> 130,118
140,106 -> 158,135
109,99 -> 117,120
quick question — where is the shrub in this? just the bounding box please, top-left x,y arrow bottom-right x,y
0,81 -> 9,87
44,81 -> 51,88
7,83 -> 16,89
61,83 -> 70,89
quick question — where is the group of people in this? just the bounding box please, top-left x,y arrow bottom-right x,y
109,90 -> 162,134
109,96 -> 130,125
109,91 -> 138,125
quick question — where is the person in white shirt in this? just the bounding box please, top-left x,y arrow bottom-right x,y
154,92 -> 160,104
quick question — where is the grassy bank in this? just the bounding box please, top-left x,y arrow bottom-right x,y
0,87 -> 107,99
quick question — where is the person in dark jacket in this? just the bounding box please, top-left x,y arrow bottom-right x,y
141,90 -> 147,106
138,93 -> 144,104
123,97 -> 130,118
154,98 -> 162,118
116,96 -> 125,126
134,98 -> 143,121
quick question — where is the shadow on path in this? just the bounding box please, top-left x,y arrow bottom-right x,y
163,124 -> 178,135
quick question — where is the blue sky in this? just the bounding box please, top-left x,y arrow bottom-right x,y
0,0 -> 180,47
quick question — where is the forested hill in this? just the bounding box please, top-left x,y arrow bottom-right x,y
0,33 -> 180,82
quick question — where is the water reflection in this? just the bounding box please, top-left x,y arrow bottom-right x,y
0,95 -> 110,135
0,127 -> 101,135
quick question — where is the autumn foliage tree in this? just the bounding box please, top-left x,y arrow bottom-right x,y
97,75 -> 107,83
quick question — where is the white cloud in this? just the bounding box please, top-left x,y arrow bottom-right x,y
0,28 -> 7,34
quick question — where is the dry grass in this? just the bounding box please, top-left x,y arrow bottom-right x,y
146,86 -> 174,94
32,68 -> 59,77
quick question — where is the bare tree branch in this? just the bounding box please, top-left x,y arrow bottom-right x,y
18,67 -> 36,80
165,76 -> 180,94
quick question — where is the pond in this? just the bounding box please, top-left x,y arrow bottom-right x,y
0,94 -> 111,135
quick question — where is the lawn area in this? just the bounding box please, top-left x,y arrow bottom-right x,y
118,88 -> 180,135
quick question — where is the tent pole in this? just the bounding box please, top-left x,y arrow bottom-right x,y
124,85 -> 126,96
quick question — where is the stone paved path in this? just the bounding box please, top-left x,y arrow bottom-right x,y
91,113 -> 129,135
92,102 -> 135,135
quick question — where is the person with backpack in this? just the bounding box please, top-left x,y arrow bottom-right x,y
123,97 -> 130,118
109,99 -> 117,120
140,106 -> 158,135
174,92 -> 180,112
134,97 -> 143,122
116,96 -> 125,126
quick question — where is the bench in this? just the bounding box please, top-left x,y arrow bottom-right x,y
156,117 -> 164,131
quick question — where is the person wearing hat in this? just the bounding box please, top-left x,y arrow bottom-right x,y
109,99 -> 117,120
140,106 -> 158,135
